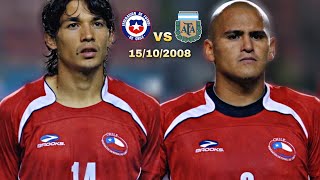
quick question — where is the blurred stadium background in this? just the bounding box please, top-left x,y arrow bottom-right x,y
0,0 -> 319,102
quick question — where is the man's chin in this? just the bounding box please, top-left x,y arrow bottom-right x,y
77,64 -> 102,75
227,73 -> 263,84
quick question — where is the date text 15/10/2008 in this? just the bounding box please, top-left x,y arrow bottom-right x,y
129,49 -> 191,59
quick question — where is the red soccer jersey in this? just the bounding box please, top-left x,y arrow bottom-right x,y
160,83 -> 320,179
0,76 -> 160,180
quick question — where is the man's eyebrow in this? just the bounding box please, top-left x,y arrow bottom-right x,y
61,16 -> 80,24
224,30 -> 244,36
93,16 -> 103,21
249,31 -> 267,36
61,15 -> 104,23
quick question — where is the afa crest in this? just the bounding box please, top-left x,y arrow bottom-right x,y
175,11 -> 202,43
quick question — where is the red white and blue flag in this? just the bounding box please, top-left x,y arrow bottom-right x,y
121,11 -> 151,41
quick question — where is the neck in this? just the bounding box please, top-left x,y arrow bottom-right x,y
46,67 -> 105,108
214,74 -> 265,106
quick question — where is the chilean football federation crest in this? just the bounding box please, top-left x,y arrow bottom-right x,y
121,11 -> 151,41
175,11 -> 202,43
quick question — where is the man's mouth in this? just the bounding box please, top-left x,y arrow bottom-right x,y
79,48 -> 97,58
240,57 -> 256,61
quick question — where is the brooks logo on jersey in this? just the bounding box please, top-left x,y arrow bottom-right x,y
37,134 -> 65,148
195,140 -> 224,153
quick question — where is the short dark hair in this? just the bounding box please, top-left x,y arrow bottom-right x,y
208,0 -> 271,41
42,0 -> 115,75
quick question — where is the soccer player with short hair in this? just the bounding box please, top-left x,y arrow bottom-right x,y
0,0 -> 160,179
160,0 -> 320,179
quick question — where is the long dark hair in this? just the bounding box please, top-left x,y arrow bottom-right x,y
42,0 -> 115,75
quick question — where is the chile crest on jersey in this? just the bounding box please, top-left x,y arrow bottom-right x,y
101,132 -> 128,156
268,138 -> 296,161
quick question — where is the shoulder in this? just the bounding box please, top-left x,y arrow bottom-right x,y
107,76 -> 159,109
160,87 -> 207,130
161,87 -> 206,113
0,77 -> 46,113
106,76 -> 160,136
268,84 -> 320,110
267,84 -> 320,138
0,77 -> 46,138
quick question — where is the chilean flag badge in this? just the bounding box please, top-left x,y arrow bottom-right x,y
122,11 -> 151,41
129,20 -> 144,34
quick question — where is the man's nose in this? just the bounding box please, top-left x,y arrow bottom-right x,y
242,35 -> 253,53
81,24 -> 94,42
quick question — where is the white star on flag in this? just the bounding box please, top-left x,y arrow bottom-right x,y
132,22 -> 140,30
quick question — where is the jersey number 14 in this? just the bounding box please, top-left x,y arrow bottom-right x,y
72,162 -> 96,180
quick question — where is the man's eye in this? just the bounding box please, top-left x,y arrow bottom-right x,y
67,23 -> 78,29
251,33 -> 266,40
227,34 -> 240,40
94,22 -> 105,27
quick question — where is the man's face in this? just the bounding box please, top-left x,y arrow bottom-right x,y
47,0 -> 113,74
205,4 -> 275,82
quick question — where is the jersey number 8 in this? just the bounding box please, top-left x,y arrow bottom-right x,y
240,172 -> 254,180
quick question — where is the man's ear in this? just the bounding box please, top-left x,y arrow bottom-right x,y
44,33 -> 57,50
108,32 -> 115,46
203,39 -> 215,63
268,37 -> 276,61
